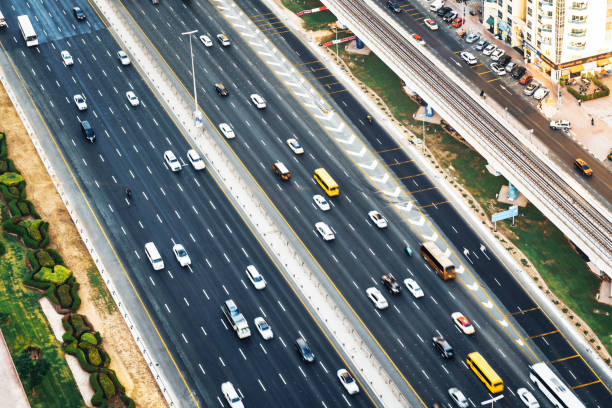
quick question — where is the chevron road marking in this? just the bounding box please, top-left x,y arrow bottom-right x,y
346,147 -> 367,158
482,300 -> 493,309
371,173 -> 389,184
324,122 -> 345,133
498,319 -> 509,327
381,187 -> 401,198
422,231 -> 437,241
409,215 -> 425,226
467,282 -> 479,291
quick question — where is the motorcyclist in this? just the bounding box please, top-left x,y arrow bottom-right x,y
366,114 -> 373,123
126,188 -> 132,198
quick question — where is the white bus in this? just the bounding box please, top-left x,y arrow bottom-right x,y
529,363 -> 585,408
17,15 -> 38,47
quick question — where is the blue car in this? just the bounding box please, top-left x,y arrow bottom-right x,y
475,40 -> 489,51
465,32 -> 480,44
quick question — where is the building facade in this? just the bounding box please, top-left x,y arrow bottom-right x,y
483,0 -> 612,79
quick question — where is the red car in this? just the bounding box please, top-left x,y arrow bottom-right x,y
451,18 -> 465,28
519,74 -> 533,85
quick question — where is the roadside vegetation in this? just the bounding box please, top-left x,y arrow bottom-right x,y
0,131 -> 136,406
283,1 -> 612,358
0,233 -> 85,408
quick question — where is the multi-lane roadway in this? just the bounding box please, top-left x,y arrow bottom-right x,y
0,1 -> 379,407
115,0 -> 611,406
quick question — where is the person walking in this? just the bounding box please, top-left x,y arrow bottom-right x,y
591,117 -> 595,126
578,99 -> 582,107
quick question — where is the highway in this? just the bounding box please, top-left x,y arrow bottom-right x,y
374,0 -> 612,206
116,0 -> 611,407
0,1 -> 378,407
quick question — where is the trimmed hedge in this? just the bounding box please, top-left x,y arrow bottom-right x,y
0,132 -> 134,407
566,75 -> 610,101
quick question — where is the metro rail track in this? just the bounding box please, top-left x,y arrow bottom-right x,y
328,0 -> 612,265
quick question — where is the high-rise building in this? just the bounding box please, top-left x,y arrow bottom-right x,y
482,0 -> 612,79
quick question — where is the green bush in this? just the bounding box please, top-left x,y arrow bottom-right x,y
26,219 -> 43,242
0,133 -> 6,159
36,250 -> 55,268
81,332 -> 98,345
0,240 -> 5,257
57,284 -> 73,308
98,372 -> 116,399
0,172 -> 24,186
46,247 -> 64,265
0,184 -> 19,200
34,265 -> 72,284
70,314 -> 90,337
64,342 -> 98,373
17,201 -> 29,215
69,280 -> 81,311
0,160 -> 6,174
90,373 -> 105,407
8,199 -> 21,217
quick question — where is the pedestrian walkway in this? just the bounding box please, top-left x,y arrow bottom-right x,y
461,3 -> 612,164
0,329 -> 30,408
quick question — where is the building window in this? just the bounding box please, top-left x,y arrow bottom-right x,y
570,28 -> 587,37
508,5 -> 512,13
527,21 -> 532,28
570,15 -> 587,24
571,2 -> 587,10
507,17 -> 512,25
527,33 -> 532,41
498,0 -> 503,6
498,10 -> 503,19
527,7 -> 532,16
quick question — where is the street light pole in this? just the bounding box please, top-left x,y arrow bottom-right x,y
181,29 -> 202,127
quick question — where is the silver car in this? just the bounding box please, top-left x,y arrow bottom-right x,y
524,81 -> 540,96
448,387 -> 469,408
465,32 -> 480,43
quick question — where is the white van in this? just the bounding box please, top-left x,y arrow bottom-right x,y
144,242 -> 164,270
0,11 -> 7,28
429,0 -> 444,11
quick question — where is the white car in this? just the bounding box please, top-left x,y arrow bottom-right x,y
219,123 -> 235,139
199,35 -> 213,47
424,19 -> 438,30
448,387 -> 469,408
250,93 -> 266,109
482,44 -> 497,56
404,278 -> 424,298
337,369 -> 359,395
73,94 -> 87,111
460,52 -> 477,65
313,194 -> 331,211
517,388 -> 540,408
490,62 -> 506,76
221,382 -> 244,408
315,222 -> 335,241
61,50 -> 74,66
164,150 -> 182,172
533,87 -> 549,100
126,91 -> 140,106
505,61 -> 517,73
490,48 -> 505,61
172,244 -> 191,267
366,287 -> 388,310
217,34 -> 231,46
254,317 -> 273,340
286,138 -> 304,154
187,149 -> 205,170
117,50 -> 130,66
246,265 -> 266,290
451,312 -> 475,335
368,211 -> 388,229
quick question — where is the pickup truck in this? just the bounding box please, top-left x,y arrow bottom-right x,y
549,120 -> 570,131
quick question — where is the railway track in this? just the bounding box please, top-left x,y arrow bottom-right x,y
326,0 -> 612,266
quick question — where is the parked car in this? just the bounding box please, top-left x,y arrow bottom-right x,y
533,87 -> 549,100
505,61 -> 516,72
443,10 -> 458,23
524,81 -> 540,96
437,6 -> 452,17
519,74 -> 533,85
465,32 -> 480,43
451,18 -> 464,28
498,55 -> 511,67
550,120 -> 570,131
475,40 -> 489,51
490,49 -> 505,61
482,44 -> 497,56
512,66 -> 527,79
489,62 -> 506,76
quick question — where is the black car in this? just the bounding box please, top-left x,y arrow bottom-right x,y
215,83 -> 229,96
387,1 -> 401,13
443,11 -> 458,23
73,7 -> 86,20
381,273 -> 401,295
437,6 -> 452,17
432,336 -> 454,359
295,337 -> 315,363
511,66 -> 527,79
498,55 -> 512,67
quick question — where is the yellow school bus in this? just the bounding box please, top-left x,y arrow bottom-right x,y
313,168 -> 339,197
466,352 -> 504,394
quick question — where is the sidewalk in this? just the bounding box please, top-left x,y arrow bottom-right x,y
0,330 -> 30,408
463,5 -> 612,165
